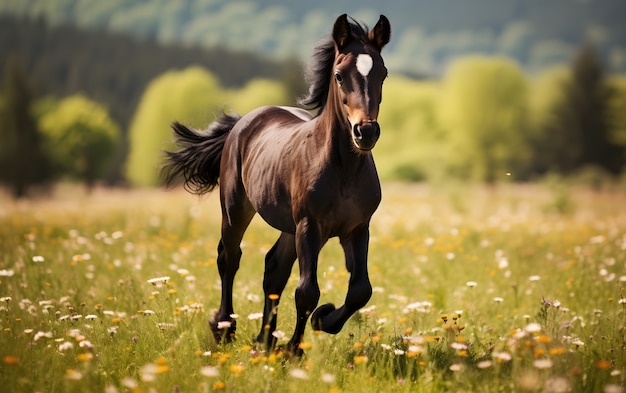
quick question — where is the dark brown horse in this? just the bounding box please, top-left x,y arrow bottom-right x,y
163,14 -> 391,355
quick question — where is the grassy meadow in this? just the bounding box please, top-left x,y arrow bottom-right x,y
0,183 -> 625,393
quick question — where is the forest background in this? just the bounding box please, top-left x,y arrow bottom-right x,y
1,0 -> 626,196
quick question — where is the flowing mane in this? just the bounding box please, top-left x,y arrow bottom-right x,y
298,18 -> 371,112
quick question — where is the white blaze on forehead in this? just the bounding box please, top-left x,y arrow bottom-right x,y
356,54 -> 373,77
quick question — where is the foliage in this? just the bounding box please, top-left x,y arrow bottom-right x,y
38,94 -> 121,188
125,68 -> 290,187
607,75 -> 626,154
0,184 -> 625,392
0,15 -> 302,183
440,56 -> 531,182
126,67 -> 222,187
0,56 -> 50,197
555,44 -> 623,174
376,76 -> 447,182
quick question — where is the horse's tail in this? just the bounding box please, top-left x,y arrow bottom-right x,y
162,112 -> 241,195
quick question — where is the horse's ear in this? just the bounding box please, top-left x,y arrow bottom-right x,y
369,15 -> 391,51
332,14 -> 351,50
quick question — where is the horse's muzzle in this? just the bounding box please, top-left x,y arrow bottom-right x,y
352,122 -> 380,151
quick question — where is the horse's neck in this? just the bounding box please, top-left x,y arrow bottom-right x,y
314,106 -> 370,176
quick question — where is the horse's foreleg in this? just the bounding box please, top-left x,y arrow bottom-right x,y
311,226 -> 372,334
287,218 -> 324,355
256,232 -> 297,349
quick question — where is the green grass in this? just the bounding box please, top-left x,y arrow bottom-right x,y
0,183 -> 625,393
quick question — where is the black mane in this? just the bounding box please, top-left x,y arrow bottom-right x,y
297,18 -> 370,112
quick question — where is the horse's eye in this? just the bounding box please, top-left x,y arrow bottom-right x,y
334,72 -> 343,85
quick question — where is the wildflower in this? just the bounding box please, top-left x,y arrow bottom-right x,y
545,376 -> 571,393
272,330 -> 285,340
213,381 -> 226,390
449,363 -> 462,371
603,384 -> 624,393
466,281 -> 477,287
298,342 -> 313,350
76,353 -> 93,362
32,256 -> 45,263
533,358 -> 553,369
529,275 -> 541,282
571,338 -> 585,348
493,297 -> 504,303
536,335 -> 552,343
353,355 -> 368,365
394,349 -> 405,356
34,331 -> 53,341
247,312 -> 263,320
289,368 -> 309,380
121,377 -> 138,389
142,310 -> 155,316
200,366 -> 220,378
407,345 -> 423,355
58,342 -> 74,352
3,356 -> 18,365
493,352 -> 512,362
0,297 -> 11,303
477,360 -> 492,369
0,269 -> 15,277
217,321 -> 232,330
524,323 -> 542,333
229,364 -> 245,377
147,276 -> 170,285
596,360 -> 612,370
79,340 -> 94,350
65,369 -> 83,381
85,314 -> 97,320
321,372 -> 336,384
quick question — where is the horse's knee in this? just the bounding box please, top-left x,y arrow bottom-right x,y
295,282 -> 320,312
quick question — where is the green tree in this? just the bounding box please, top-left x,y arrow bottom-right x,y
376,76 -> 446,181
0,56 -> 50,197
440,57 -> 530,182
126,67 -> 223,187
39,94 -> 121,189
225,78 -> 290,114
607,75 -> 626,156
528,66 -> 573,175
562,44 -> 623,174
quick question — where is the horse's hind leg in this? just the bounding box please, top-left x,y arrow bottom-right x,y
255,232 -> 297,349
210,200 -> 255,343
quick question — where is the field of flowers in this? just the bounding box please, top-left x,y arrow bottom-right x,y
0,183 -> 625,393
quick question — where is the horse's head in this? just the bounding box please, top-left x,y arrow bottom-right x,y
331,14 -> 390,152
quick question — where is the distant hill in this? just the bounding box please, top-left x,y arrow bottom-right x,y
1,0 -> 626,75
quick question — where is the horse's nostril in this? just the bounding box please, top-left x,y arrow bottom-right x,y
353,124 -> 363,140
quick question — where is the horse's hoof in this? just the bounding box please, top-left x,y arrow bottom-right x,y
310,303 -> 336,331
209,318 -> 237,343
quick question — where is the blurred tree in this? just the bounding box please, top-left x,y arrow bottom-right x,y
528,66 -> 573,175
441,57 -> 530,182
558,44 -> 623,174
225,78 -> 290,114
376,76 -> 447,181
126,67 -> 223,187
39,94 -> 121,189
607,76 -> 626,156
0,56 -> 50,198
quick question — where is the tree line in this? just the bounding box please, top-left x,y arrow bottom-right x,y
0,15 -> 305,192
1,15 -> 625,197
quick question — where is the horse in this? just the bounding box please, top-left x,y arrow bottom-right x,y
163,14 -> 391,355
